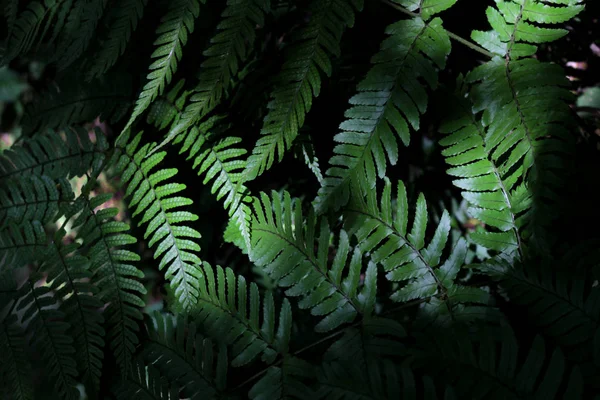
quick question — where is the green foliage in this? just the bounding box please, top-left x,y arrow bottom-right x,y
0,0 -> 595,399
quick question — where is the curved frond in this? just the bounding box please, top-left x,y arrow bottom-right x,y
22,74 -> 132,135
16,281 -> 79,400
0,127 -> 109,183
123,0 -> 204,132
315,17 -> 451,213
0,176 -> 73,229
0,318 -> 32,400
171,0 -> 270,136
116,361 -> 179,400
250,190 -> 378,332
87,0 -> 148,79
176,124 -> 253,250
244,0 -> 364,181
438,80 -> 523,256
69,189 -> 145,376
249,356 -> 315,400
112,131 -> 202,310
192,262 -> 292,366
344,178 -> 490,314
0,220 -> 47,269
465,0 -> 583,252
143,312 -> 228,399
411,324 -> 584,399
40,232 -> 105,392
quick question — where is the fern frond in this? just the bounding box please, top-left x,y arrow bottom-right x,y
123,0 -> 204,132
143,312 -> 229,398
169,0 -> 270,137
249,356 -> 315,399
344,178 -> 490,312
22,74 -> 132,135
146,79 -> 191,131
69,190 -> 145,376
465,0 -> 583,251
478,256 -> 600,381
116,361 -> 179,400
250,190 -> 378,332
112,131 -> 202,310
411,324 -> 584,399
191,262 -> 293,366
3,0 -> 18,38
243,0 -> 364,181
16,280 -> 79,400
176,126 -> 253,250
0,127 -> 109,183
0,317 -> 32,400
87,0 -> 148,79
0,220 -> 47,269
40,231 -> 105,392
0,176 -> 73,229
315,17 -> 451,213
438,81 -> 523,256
391,0 -> 458,20
57,0 -> 107,69
317,360 -> 454,400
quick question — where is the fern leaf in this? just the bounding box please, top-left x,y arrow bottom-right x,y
22,74 -> 132,135
251,190 -> 377,332
57,0 -> 107,69
143,312 -> 229,398
244,0 -> 364,181
315,17 -> 451,213
0,220 -> 47,269
69,190 -> 146,376
466,0 -> 582,251
16,281 -> 79,400
112,131 -> 202,310
0,176 -> 73,229
0,127 -> 109,183
123,0 -> 204,132
146,79 -> 191,131
0,318 -> 32,400
116,362 -> 179,400
170,0 -> 270,137
344,178 -> 490,312
175,124 -> 253,250
87,0 -> 148,79
191,262 -> 293,366
438,80 -> 522,256
249,356 -> 315,399
478,256 -> 600,381
411,324 -> 583,399
40,232 -> 105,392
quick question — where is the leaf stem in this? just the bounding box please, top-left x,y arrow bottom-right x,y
381,0 -> 495,59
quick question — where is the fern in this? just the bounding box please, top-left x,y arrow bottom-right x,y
39,231 -> 106,392
0,316 -> 32,400
0,175 -> 73,229
142,312 -> 229,399
175,122 -> 253,250
244,0 -> 364,181
116,361 -> 179,400
315,17 -> 451,213
410,324 -> 584,399
112,131 -> 202,310
250,190 -> 378,332
123,0 -> 204,132
57,0 -> 107,69
16,280 -> 79,400
68,189 -> 146,375
438,80 -> 524,256
465,0 -> 583,251
191,262 -> 292,366
0,220 -> 47,269
22,74 -> 132,135
170,0 -> 270,137
87,0 -> 148,79
0,127 -> 109,183
249,356 -> 315,399
146,79 -> 191,131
